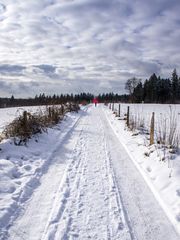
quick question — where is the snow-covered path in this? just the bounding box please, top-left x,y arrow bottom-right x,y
6,105 -> 179,240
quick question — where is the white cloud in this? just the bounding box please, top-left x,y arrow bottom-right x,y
0,0 -> 180,97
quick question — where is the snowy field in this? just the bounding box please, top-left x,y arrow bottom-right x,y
106,105 -> 180,235
113,103 -> 180,125
0,104 -> 179,239
113,103 -> 180,143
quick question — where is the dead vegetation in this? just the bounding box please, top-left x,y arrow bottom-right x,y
129,113 -> 146,133
156,107 -> 179,150
1,103 -> 80,145
109,103 -> 180,152
128,107 -> 179,150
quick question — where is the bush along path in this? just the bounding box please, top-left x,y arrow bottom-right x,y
1,104 -> 179,240
1,103 -> 80,145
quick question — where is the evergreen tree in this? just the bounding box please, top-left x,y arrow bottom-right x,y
143,73 -> 158,102
157,78 -> 171,103
133,81 -> 144,103
171,69 -> 179,102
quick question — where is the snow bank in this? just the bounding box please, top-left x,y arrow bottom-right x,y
0,109 -> 81,236
104,104 -> 180,235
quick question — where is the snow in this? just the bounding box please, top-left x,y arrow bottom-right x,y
0,104 -> 179,239
0,109 -> 81,239
105,103 -> 180,236
111,103 -> 180,141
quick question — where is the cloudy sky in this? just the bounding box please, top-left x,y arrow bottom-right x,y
0,0 -> 180,97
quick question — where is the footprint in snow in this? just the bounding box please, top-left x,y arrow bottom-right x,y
176,189 -> 180,197
146,166 -> 152,172
15,180 -> 22,185
24,165 -> 32,171
176,213 -> 180,222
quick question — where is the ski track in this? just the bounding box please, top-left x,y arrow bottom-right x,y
40,106 -> 130,240
5,105 -> 179,240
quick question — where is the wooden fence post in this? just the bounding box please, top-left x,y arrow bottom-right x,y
51,107 -> 55,122
150,112 -> 155,145
112,103 -> 114,112
61,105 -> 64,115
118,104 -> 121,117
23,111 -> 28,135
126,106 -> 130,127
48,107 -> 51,119
68,103 -> 71,112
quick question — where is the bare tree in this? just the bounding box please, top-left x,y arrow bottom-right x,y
125,77 -> 140,102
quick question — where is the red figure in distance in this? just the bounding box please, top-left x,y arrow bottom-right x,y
93,97 -> 98,107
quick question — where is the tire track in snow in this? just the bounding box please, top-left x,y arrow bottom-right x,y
42,106 -> 131,240
99,108 -> 138,240
102,105 -> 179,240
41,129 -> 87,239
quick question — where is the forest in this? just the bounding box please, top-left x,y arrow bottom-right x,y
0,69 -> 179,108
126,69 -> 180,103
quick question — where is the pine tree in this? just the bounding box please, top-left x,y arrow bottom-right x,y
133,81 -> 144,103
171,69 -> 179,102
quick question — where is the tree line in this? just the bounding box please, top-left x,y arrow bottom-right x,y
125,69 -> 180,103
0,69 -> 179,107
0,92 -> 129,108
0,93 -> 93,108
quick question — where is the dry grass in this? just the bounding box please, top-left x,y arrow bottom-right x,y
1,103 -> 80,145
156,106 -> 179,150
127,106 -> 179,150
129,113 -> 145,132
